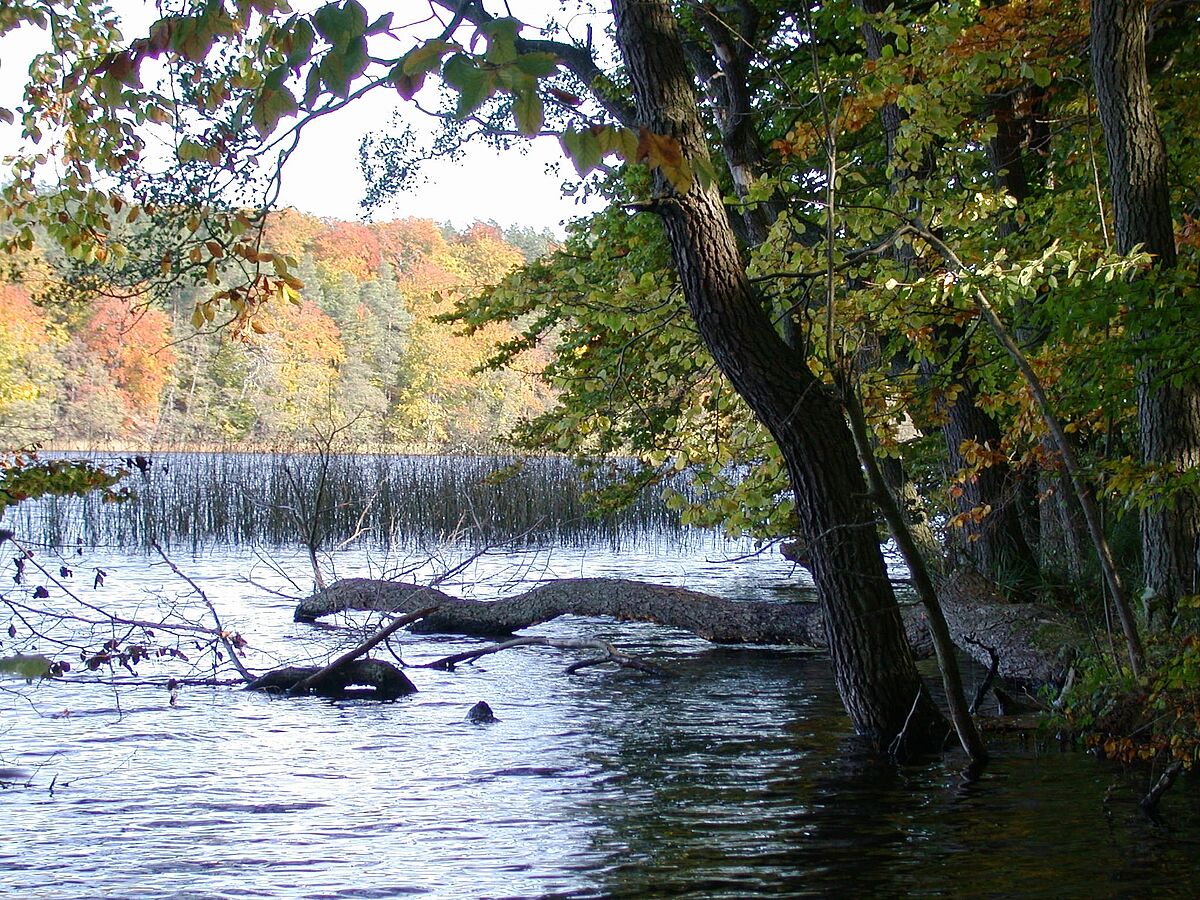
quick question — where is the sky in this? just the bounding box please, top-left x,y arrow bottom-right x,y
0,1 -> 606,233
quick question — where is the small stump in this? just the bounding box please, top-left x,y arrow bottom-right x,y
247,659 -> 417,700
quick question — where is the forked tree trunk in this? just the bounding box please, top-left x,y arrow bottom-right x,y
611,0 -> 945,756
1092,0 -> 1199,624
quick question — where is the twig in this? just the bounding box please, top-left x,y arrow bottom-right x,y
889,689 -> 924,761
152,543 -> 257,683
963,635 -> 1001,716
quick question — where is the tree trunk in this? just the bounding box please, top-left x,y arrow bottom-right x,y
1092,0 -> 1198,623
297,577 -> 936,651
685,2 -> 780,248
861,0 -> 1039,592
936,366 -> 1039,591
610,0 -> 945,757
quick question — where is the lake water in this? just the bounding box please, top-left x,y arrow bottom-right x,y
2,458 -> 1199,897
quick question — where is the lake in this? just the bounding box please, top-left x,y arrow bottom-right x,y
2,454 -> 1198,897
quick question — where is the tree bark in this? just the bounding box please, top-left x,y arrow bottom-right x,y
936,570 -> 1078,686
610,0 -> 945,757
934,367 -> 1039,591
684,2 -> 781,248
1092,0 -> 1199,623
297,576 -> 927,651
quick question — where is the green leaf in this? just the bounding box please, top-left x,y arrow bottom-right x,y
443,54 -> 491,117
480,16 -> 520,64
251,85 -> 298,136
594,125 -> 638,162
171,16 -> 217,63
367,11 -> 393,35
286,18 -> 315,67
561,127 -> 602,176
302,64 -> 323,105
313,0 -> 367,46
178,139 -> 208,162
513,51 -> 558,78
693,155 -> 719,191
402,39 -> 453,76
320,36 -> 368,99
513,88 -> 544,135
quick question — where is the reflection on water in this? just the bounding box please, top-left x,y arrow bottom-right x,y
2,541 -> 1198,898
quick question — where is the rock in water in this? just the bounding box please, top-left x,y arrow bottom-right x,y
466,701 -> 497,723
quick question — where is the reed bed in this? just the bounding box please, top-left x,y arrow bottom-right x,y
13,453 -> 699,552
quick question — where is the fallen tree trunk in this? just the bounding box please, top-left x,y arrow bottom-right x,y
295,573 -> 1076,687
296,576 -> 933,649
936,569 -> 1079,686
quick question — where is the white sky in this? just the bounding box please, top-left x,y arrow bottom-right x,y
0,1 -> 606,233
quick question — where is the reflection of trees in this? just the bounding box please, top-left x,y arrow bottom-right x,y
558,649 -> 1182,897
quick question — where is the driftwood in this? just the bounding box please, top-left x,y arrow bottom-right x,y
294,570 -> 1077,688
246,659 -> 417,699
246,606 -> 437,701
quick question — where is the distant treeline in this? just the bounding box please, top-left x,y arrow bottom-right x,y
0,210 -> 558,451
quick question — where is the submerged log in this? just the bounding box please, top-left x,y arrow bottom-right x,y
246,659 -> 417,700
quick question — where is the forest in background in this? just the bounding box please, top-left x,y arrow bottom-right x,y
0,210 -> 557,450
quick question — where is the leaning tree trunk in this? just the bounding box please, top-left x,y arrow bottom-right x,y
611,0 -> 945,757
1092,0 -> 1199,624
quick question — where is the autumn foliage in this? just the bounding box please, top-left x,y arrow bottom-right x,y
2,213 -> 549,449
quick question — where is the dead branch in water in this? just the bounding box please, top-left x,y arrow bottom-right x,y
419,635 -> 673,677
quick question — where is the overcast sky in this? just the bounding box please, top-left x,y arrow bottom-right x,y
0,1 -> 605,232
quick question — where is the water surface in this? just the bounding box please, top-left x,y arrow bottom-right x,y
2,541 -> 1197,898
